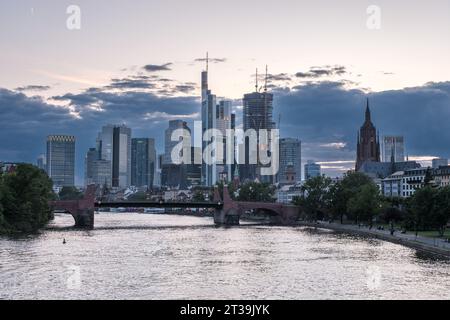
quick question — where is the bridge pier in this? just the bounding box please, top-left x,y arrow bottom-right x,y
214,209 -> 240,226
73,208 -> 95,229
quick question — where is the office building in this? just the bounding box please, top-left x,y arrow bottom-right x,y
432,158 -> 448,169
131,138 -> 156,188
304,160 -> 321,180
383,136 -> 405,162
46,135 -> 75,187
37,154 -> 46,172
278,138 -> 301,184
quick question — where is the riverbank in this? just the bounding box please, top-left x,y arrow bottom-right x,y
297,221 -> 450,259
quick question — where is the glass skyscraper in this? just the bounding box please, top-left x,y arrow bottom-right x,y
383,136 -> 405,162
278,138 -> 301,184
46,135 -> 75,187
131,138 -> 156,188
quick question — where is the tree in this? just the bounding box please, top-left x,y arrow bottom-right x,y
58,186 -> 83,200
431,186 -> 450,236
328,172 -> 374,223
407,186 -> 436,233
347,183 -> 382,226
192,191 -> 206,202
0,164 -> 54,233
293,175 -> 332,221
236,182 -> 275,202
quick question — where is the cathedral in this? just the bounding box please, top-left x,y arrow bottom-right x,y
355,98 -> 381,171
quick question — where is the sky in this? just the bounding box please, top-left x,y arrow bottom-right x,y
1,0 -> 450,185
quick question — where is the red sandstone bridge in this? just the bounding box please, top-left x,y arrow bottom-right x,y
50,185 -> 300,229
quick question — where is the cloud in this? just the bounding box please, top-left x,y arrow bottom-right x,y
143,63 -> 173,72
15,85 -> 51,92
274,80 -> 450,176
194,57 -> 227,64
295,65 -> 347,78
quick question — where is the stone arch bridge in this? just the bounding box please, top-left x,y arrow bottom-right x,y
50,185 -> 299,229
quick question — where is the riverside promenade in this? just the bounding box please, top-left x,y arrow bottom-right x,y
298,221 -> 450,259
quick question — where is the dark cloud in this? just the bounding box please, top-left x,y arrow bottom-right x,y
2,72 -> 450,181
143,63 -> 172,72
194,57 -> 227,64
274,80 -> 450,176
295,65 -> 347,78
267,73 -> 292,81
15,85 -> 51,92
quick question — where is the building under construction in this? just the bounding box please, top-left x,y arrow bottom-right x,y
240,67 -> 276,183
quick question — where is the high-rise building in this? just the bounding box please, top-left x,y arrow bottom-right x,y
432,158 -> 448,169
356,99 -> 380,171
383,136 -> 405,162
131,138 -> 156,188
84,148 -> 97,186
216,100 -> 233,182
241,68 -> 275,183
37,154 -> 46,172
304,160 -> 321,180
112,125 -> 132,188
97,124 -> 131,188
46,135 -> 75,187
201,55 -> 218,187
164,120 -> 190,165
278,138 -> 301,184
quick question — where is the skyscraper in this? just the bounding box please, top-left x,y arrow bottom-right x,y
37,154 -> 46,172
112,125 -> 132,188
201,54 -> 218,187
304,160 -> 321,180
97,124 -> 131,188
383,136 -> 405,162
356,99 -> 380,171
131,138 -> 156,188
84,148 -> 97,186
241,68 -> 275,182
216,100 -> 233,182
162,120 -> 191,188
279,138 -> 301,184
46,135 -> 75,187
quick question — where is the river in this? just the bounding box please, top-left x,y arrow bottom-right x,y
0,213 -> 449,300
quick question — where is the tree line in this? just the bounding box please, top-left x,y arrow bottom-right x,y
293,172 -> 450,236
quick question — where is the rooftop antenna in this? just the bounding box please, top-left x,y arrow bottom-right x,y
255,68 -> 259,92
206,52 -> 209,72
264,65 -> 268,92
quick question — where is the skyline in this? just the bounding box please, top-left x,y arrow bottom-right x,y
1,0 -> 450,184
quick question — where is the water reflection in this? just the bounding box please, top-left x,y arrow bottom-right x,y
0,213 -> 449,300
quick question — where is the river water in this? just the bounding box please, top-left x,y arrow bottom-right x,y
0,213 -> 449,300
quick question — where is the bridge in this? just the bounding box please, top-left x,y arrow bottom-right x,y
49,185 -> 299,229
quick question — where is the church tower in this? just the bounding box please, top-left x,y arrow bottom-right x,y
355,98 -> 380,171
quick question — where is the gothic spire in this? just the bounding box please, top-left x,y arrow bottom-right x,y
365,98 -> 371,122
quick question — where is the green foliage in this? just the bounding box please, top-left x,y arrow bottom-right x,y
329,172 -> 374,223
236,182 -> 275,202
127,192 -> 148,201
58,186 -> 83,200
0,164 -> 54,234
192,190 -> 206,202
347,183 -> 382,225
407,186 -> 450,236
293,175 -> 332,221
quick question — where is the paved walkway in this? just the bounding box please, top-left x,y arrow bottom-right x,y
299,221 -> 450,257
